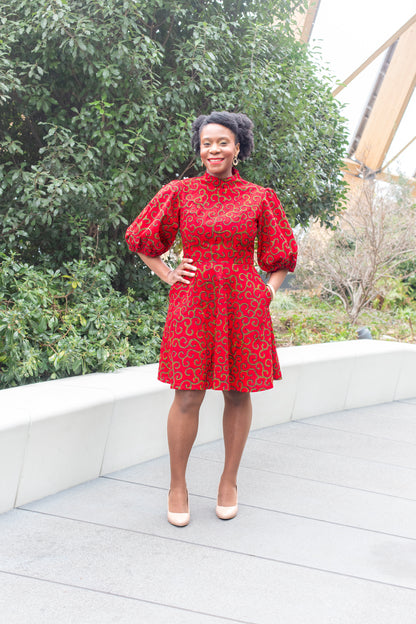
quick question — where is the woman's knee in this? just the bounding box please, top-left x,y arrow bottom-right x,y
223,389 -> 251,408
174,389 -> 206,414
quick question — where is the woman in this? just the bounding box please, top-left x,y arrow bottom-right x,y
126,111 -> 297,526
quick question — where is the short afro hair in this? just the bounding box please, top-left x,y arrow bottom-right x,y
191,111 -> 254,161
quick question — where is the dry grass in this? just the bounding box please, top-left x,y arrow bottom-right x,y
271,291 -> 416,348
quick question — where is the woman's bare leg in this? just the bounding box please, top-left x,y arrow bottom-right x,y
167,389 -> 205,512
218,390 -> 252,506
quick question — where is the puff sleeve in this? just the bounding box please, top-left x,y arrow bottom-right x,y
125,181 -> 181,256
257,188 -> 298,273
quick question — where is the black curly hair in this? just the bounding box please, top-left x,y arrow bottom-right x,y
191,111 -> 254,161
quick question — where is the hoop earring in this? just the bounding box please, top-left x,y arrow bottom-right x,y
233,156 -> 239,167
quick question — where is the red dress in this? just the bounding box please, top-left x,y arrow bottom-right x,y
126,169 -> 297,392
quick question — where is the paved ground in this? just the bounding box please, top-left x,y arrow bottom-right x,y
1,399 -> 416,623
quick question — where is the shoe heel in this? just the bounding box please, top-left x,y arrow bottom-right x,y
167,491 -> 190,527
216,503 -> 238,520
216,485 -> 238,520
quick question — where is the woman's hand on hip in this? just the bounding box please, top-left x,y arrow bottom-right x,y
166,258 -> 197,285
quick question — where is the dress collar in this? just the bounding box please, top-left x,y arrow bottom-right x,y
201,167 -> 241,186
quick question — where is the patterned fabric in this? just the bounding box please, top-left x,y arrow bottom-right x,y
126,169 -> 297,392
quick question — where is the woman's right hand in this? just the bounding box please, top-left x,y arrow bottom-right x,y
166,258 -> 197,285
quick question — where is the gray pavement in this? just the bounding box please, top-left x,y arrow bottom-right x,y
1,399 -> 416,623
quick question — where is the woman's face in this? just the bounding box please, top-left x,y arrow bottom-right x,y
199,123 -> 240,179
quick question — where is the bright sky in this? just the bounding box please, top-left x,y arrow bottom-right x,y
310,0 -> 416,177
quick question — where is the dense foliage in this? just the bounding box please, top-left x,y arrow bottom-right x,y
1,0 -> 348,293
0,254 -> 167,388
0,0 -> 350,387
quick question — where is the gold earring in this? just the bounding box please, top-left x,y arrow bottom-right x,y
233,155 -> 239,166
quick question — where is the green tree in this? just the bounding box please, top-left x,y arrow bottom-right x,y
1,0 -> 348,294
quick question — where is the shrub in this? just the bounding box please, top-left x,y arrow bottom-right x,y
0,254 -> 167,388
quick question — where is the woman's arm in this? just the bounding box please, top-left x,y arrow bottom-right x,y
266,269 -> 288,298
138,253 -> 197,286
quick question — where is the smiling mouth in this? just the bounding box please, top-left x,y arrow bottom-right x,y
208,158 -> 224,162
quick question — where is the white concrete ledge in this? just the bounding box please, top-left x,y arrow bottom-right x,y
1,340 -> 416,514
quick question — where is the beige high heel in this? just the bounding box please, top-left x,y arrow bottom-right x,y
167,490 -> 190,527
216,486 -> 238,520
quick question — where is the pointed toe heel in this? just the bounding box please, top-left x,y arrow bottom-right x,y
215,503 -> 238,520
216,485 -> 238,520
167,491 -> 190,527
167,509 -> 190,527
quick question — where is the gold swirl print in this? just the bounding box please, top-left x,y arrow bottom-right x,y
126,169 -> 297,392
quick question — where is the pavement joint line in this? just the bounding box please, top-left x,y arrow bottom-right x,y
189,453 -> 416,502
245,435 -> 416,471
255,418 -> 416,450
99,477 -> 416,534
397,400 -> 416,406
275,418 -> 416,445
14,508 -> 416,589
0,570 -> 252,624
247,435 -> 416,473
102,475 -> 169,490
99,481 -> 416,540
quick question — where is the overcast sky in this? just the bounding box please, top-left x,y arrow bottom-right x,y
310,0 -> 416,176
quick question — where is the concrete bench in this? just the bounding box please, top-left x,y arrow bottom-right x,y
1,340 -> 415,514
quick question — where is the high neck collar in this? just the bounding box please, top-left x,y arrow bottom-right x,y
201,167 -> 241,186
